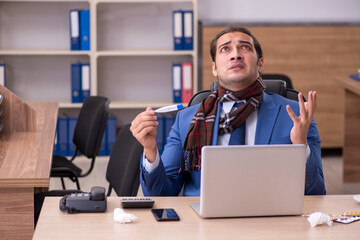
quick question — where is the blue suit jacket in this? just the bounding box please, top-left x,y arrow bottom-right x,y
140,92 -> 326,196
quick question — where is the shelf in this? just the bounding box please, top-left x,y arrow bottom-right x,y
97,49 -> 195,57
0,0 -> 88,2
97,0 -> 194,3
0,49 -> 90,56
1,0 -> 198,120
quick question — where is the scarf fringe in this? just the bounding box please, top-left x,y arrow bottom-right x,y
181,146 -> 201,172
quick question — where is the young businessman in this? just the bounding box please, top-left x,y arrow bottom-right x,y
130,26 -> 326,196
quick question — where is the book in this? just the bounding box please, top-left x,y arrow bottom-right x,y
164,116 -> 176,145
0,64 -> 6,86
106,117 -> 117,155
172,63 -> 182,103
79,9 -> 90,51
99,129 -> 107,156
183,10 -> 193,50
53,125 -> 59,155
71,63 -> 82,103
81,64 -> 90,102
173,10 -> 183,50
68,117 -> 77,156
69,10 -> 80,50
57,117 -> 68,156
350,73 -> 360,81
156,117 -> 165,154
181,62 -> 193,103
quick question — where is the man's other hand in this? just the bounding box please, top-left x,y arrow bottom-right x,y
286,91 -> 317,146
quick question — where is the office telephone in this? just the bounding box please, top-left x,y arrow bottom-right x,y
59,186 -> 107,213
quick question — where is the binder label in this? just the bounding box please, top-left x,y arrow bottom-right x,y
184,12 -> 193,38
0,64 -> 5,86
70,11 -> 79,38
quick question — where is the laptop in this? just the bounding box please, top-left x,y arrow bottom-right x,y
190,144 -> 306,218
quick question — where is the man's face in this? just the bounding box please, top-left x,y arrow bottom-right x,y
212,31 -> 264,91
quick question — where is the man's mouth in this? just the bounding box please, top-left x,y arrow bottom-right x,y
229,62 -> 245,70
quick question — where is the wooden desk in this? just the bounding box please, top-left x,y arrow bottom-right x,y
335,76 -> 360,182
0,102 -> 58,240
34,195 -> 360,240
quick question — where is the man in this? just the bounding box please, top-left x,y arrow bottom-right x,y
130,26 -> 326,196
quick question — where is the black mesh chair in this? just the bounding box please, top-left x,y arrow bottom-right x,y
51,96 -> 110,190
188,79 -> 302,107
105,123 -> 143,197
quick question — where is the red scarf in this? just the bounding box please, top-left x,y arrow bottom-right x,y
181,77 -> 265,172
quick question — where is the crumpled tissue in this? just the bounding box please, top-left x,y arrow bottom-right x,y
307,212 -> 333,227
113,208 -> 138,223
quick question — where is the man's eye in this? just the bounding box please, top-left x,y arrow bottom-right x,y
240,45 -> 250,50
220,46 -> 229,52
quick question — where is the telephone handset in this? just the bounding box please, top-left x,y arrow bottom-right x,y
59,186 -> 107,213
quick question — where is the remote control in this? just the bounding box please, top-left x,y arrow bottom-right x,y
121,198 -> 155,208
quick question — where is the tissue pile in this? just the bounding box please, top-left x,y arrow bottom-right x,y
307,212 -> 333,227
113,208 -> 138,223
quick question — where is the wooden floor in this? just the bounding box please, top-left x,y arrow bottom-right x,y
50,150 -> 360,196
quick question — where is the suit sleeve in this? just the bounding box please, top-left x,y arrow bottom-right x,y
304,119 -> 326,195
139,112 -> 186,196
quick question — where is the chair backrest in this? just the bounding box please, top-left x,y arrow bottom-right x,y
188,80 -> 300,107
261,73 -> 293,89
106,123 -> 143,196
73,96 -> 110,158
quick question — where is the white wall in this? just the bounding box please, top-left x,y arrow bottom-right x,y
198,0 -> 360,24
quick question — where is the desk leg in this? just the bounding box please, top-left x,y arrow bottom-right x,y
343,90 -> 360,182
0,187 -> 34,240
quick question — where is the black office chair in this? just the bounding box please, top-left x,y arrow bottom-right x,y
261,73 -> 293,89
106,123 -> 143,197
51,96 -> 110,190
188,80 -> 302,107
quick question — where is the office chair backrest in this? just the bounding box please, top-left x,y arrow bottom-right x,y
188,80 -> 300,107
106,123 -> 143,196
73,96 -> 110,158
261,73 -> 293,89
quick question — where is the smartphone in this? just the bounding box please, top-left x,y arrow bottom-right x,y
151,208 -> 180,221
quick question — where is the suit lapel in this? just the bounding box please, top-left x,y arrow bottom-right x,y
255,93 -> 281,144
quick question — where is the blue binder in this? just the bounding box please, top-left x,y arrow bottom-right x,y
99,128 -> 107,156
69,10 -> 80,50
106,117 -> 117,155
164,116 -> 175,145
58,117 -> 68,156
71,63 -> 82,103
350,74 -> 360,81
81,63 -> 90,102
79,9 -> 90,51
172,63 -> 182,103
156,117 -> 165,154
53,124 -> 59,155
183,10 -> 193,50
68,117 -> 77,156
173,10 -> 183,50
0,63 -> 6,86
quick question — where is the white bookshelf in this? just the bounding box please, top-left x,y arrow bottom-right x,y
0,0 -> 198,119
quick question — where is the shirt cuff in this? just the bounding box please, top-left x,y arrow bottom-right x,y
306,144 -> 311,159
143,149 -> 160,173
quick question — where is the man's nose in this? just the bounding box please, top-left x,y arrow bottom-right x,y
230,48 -> 242,61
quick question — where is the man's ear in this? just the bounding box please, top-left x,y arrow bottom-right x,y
212,62 -> 218,78
257,58 -> 264,74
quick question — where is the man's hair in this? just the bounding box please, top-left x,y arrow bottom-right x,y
210,26 -> 263,62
